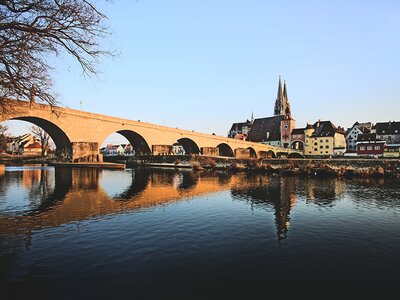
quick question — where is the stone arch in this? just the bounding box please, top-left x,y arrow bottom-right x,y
259,150 -> 276,159
247,147 -> 257,158
10,116 -> 72,158
177,138 -> 200,155
217,143 -> 234,157
276,152 -> 288,158
291,140 -> 304,151
115,130 -> 151,155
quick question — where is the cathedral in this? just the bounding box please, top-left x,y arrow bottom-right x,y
228,77 -> 295,148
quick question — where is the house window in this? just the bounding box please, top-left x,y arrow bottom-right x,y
326,151 -> 328,153
395,130 -> 398,133
326,145 -> 329,148
314,148 -> 317,151
360,146 -> 365,150
326,139 -> 329,143
382,130 -> 385,133
375,146 -> 380,150
314,142 -> 318,146
320,145 -> 323,149
367,146 -> 372,150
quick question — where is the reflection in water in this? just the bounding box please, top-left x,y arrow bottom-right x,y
0,167 -> 367,242
1,166 -> 400,298
231,175 -> 297,240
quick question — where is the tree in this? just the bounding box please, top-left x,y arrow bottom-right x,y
0,0 -> 111,112
31,125 -> 50,157
0,123 -> 8,152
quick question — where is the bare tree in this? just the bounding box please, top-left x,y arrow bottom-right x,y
0,123 -> 8,152
0,0 -> 111,111
31,125 -> 50,157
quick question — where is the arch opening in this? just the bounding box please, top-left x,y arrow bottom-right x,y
217,143 -> 234,157
247,147 -> 257,158
177,138 -> 200,155
291,140 -> 304,151
101,130 -> 151,157
3,117 -> 71,160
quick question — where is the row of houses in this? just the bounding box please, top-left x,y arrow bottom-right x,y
228,77 -> 399,158
345,121 -> 400,158
100,143 -> 186,156
5,133 -> 45,156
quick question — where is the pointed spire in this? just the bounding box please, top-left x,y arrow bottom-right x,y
283,80 -> 291,117
274,76 -> 284,116
283,80 -> 288,102
276,76 -> 283,100
251,111 -> 254,123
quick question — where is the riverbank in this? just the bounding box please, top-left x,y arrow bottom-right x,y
106,155 -> 400,178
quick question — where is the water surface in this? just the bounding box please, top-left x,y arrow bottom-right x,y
1,166 -> 399,298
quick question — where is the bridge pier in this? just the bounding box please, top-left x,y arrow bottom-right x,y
201,147 -> 219,156
72,142 -> 103,163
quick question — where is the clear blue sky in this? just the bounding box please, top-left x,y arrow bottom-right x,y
4,0 -> 400,145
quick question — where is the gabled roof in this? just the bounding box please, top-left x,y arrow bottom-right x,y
376,121 -> 400,135
25,142 -> 42,149
310,121 -> 344,138
291,128 -> 304,135
247,115 -> 285,142
229,120 -> 252,132
357,133 -> 384,142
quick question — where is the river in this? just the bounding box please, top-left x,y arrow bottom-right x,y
1,165 -> 399,298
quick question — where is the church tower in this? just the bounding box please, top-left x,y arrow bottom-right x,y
275,77 -> 295,148
274,76 -> 291,118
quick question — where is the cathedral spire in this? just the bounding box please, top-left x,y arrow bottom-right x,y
274,76 -> 284,116
276,76 -> 283,101
283,80 -> 291,117
274,77 -> 291,117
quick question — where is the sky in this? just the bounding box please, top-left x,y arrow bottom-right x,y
3,0 -> 400,145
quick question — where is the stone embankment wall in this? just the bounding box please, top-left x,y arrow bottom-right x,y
105,155 -> 400,178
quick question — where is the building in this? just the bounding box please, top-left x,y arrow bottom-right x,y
290,124 -> 313,151
23,141 -> 43,156
244,77 -> 295,148
383,144 -> 400,158
346,122 -> 372,152
356,133 -> 385,157
304,120 -> 346,157
375,121 -> 400,145
8,133 -> 35,154
172,143 -> 185,155
228,118 -> 253,140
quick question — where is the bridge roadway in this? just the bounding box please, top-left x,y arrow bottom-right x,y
1,99 -> 302,161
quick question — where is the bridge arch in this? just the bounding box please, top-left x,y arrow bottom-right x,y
115,130 -> 151,155
247,147 -> 257,158
8,117 -> 72,158
217,143 -> 234,157
177,138 -> 200,155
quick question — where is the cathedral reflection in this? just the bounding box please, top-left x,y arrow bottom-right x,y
231,175 -> 297,240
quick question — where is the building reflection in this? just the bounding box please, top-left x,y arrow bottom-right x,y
0,167 -> 354,242
230,175 -> 297,240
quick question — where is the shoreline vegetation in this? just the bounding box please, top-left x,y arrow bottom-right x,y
1,154 -> 399,179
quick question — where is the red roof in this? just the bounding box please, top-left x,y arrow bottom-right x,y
25,142 -> 42,149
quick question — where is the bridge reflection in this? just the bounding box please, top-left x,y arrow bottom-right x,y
0,167 -> 350,240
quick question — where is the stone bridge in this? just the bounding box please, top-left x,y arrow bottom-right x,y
1,99 -> 303,162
